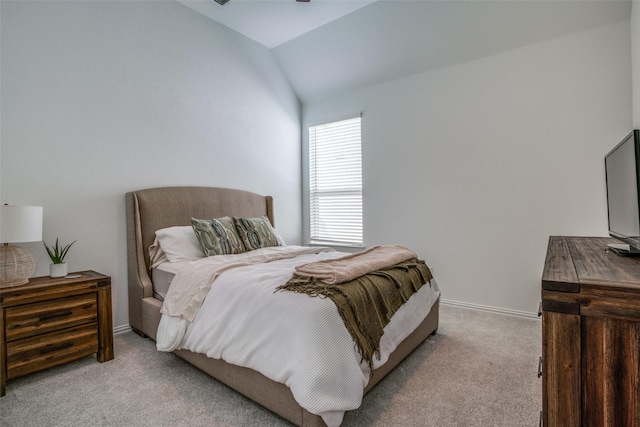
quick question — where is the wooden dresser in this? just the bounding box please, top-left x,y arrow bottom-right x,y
541,236 -> 640,426
0,270 -> 113,396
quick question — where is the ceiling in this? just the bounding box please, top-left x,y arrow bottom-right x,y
177,0 -> 632,103
177,0 -> 376,48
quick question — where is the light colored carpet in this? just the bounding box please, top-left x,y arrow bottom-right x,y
0,305 -> 542,426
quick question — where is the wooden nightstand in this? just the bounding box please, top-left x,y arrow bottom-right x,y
0,270 -> 114,396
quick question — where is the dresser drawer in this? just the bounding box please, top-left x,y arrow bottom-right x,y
5,294 -> 97,342
6,323 -> 98,380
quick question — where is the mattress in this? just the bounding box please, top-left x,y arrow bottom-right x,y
151,262 -> 180,300
155,247 -> 440,426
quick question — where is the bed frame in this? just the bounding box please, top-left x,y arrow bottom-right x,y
126,186 -> 439,427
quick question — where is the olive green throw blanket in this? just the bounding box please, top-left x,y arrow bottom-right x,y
277,257 -> 433,371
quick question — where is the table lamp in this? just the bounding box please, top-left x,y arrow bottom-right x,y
0,205 -> 43,287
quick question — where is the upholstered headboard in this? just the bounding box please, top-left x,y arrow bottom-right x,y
125,186 -> 274,335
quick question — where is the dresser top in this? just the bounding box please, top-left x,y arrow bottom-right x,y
542,236 -> 640,293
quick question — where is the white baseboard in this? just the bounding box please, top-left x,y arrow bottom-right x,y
441,298 -> 540,319
113,324 -> 132,335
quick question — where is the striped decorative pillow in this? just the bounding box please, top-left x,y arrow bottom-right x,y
191,216 -> 245,256
233,216 -> 280,251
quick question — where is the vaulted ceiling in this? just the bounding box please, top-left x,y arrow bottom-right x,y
179,0 -> 632,103
178,0 -> 376,49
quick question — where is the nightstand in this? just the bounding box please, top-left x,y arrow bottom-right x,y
0,270 -> 114,396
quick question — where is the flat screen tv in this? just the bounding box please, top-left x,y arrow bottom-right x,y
605,129 -> 640,256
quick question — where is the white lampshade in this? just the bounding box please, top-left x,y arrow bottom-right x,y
0,205 -> 43,287
0,205 -> 43,243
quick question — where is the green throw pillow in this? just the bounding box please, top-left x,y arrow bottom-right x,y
191,216 -> 245,256
233,216 -> 280,251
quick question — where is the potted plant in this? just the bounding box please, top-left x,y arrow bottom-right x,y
44,238 -> 76,278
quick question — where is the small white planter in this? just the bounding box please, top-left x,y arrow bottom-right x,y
50,262 -> 68,278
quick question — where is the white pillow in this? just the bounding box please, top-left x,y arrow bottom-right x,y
155,226 -> 205,263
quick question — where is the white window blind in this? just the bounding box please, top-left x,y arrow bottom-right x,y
309,116 -> 363,246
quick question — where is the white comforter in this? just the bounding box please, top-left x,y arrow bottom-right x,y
156,246 -> 440,427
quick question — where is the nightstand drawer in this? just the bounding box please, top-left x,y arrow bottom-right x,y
5,294 -> 97,342
6,323 -> 98,380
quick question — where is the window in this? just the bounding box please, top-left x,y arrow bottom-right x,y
308,115 -> 363,246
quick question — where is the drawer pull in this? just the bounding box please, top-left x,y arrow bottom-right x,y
39,310 -> 73,322
40,342 -> 74,355
538,356 -> 543,378
539,410 -> 543,427
538,301 -> 542,317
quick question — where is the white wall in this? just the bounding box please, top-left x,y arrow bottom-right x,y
0,2 -> 2,202
633,0 -> 640,128
0,1 -> 302,329
303,21 -> 633,315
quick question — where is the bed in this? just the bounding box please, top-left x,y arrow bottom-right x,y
126,186 -> 440,427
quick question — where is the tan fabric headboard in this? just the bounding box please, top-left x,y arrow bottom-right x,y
125,186 -> 274,334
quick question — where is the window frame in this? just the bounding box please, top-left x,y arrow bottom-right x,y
306,114 -> 363,248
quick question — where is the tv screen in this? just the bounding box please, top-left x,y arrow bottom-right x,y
605,130 -> 640,255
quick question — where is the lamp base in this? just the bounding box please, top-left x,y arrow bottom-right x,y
0,244 -> 36,287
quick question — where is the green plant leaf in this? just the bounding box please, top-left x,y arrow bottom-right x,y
43,238 -> 76,264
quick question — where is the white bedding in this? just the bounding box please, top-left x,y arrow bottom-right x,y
155,246 -> 440,427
